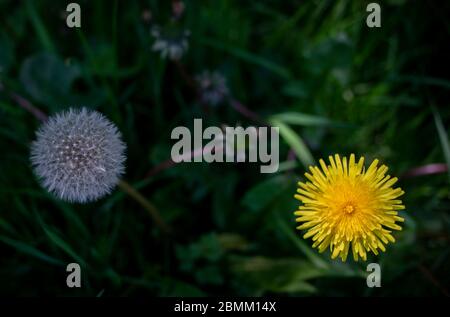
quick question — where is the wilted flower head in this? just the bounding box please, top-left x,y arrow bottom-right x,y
141,9 -> 152,23
151,25 -> 190,60
171,0 -> 185,20
195,70 -> 229,106
31,108 -> 126,203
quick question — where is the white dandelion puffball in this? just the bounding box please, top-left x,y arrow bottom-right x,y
31,108 -> 126,203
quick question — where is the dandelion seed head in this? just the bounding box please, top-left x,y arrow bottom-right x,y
30,108 -> 126,203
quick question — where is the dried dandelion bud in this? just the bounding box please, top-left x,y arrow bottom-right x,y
151,25 -> 190,61
195,70 -> 229,106
30,108 -> 126,203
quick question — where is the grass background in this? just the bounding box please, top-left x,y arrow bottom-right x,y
0,0 -> 449,296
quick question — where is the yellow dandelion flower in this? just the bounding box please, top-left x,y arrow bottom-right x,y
294,154 -> 405,262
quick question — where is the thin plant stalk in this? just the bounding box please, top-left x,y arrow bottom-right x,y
118,180 -> 171,234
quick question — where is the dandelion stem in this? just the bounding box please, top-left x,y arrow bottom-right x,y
418,264 -> 450,297
118,179 -> 171,234
7,90 -> 48,122
145,146 -> 208,179
145,158 -> 177,179
174,60 -> 197,89
400,163 -> 448,179
229,98 -> 267,125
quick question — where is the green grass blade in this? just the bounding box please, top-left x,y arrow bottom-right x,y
274,215 -> 329,270
33,207 -> 87,266
269,118 -> 315,168
42,227 -> 87,267
25,0 -> 55,52
198,37 -> 291,79
0,235 -> 64,266
395,75 -> 450,90
432,106 -> 450,180
0,217 -> 16,234
271,112 -> 335,127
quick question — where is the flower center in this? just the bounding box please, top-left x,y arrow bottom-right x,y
344,204 -> 355,214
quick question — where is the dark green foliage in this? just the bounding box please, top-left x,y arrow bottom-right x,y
0,0 -> 449,296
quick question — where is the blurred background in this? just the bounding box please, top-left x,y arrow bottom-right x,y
0,0 -> 449,296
